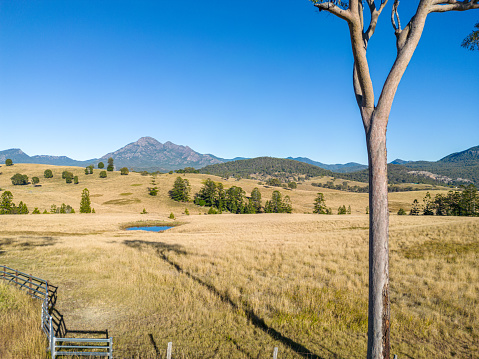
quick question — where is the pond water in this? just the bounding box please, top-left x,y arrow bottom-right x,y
126,226 -> 172,232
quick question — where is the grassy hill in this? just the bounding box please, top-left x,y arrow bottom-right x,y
1,163 -> 478,358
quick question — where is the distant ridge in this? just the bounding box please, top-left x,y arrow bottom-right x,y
287,157 -> 368,173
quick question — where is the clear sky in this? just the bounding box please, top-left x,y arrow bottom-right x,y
1,1 -> 478,165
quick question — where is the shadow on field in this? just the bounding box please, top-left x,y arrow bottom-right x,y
124,240 -> 340,359
0,236 -> 58,254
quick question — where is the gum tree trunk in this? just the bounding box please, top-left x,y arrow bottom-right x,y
365,115 -> 390,359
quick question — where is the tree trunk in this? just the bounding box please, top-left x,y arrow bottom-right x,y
366,114 -> 390,359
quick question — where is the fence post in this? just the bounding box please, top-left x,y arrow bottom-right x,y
273,347 -> 278,359
29,274 -> 32,296
15,269 -> 18,286
109,337 -> 113,359
167,342 -> 172,359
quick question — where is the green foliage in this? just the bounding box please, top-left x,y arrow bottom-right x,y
313,193 -> 328,214
11,173 -> 29,185
264,190 -> 292,213
366,206 -> 369,214
43,209 -> 48,214
92,208 -> 96,213
149,187 -> 158,196
32,207 -> 41,214
80,188 -> 92,213
397,208 -> 407,215
207,207 -> 218,215
409,199 -> 421,215
462,22 -> 479,51
32,177 -> 40,185
184,208 -> 189,215
120,167 -> 129,175
194,178 -> 218,207
62,170 -> 72,179
17,201 -> 29,214
250,187 -> 262,213
5,159 -> 13,166
98,162 -> 105,169
175,167 -> 199,174
50,203 -> 74,214
65,173 -> 73,184
44,169 -> 53,178
74,176 -> 79,184
266,178 -> 283,187
87,165 -> 94,174
141,208 -> 148,214
84,168 -> 89,175
0,191 -> 15,214
99,171 -> 107,178
337,205 -> 347,215
170,177 -> 191,202
287,181 -> 297,189
225,186 -> 246,214
169,212 -> 175,219
423,192 -> 434,215
107,157 -> 114,171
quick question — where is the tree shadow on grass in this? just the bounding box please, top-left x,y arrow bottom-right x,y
124,240 -> 342,359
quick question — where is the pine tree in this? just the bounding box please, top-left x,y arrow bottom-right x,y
80,188 -> 92,213
0,191 -> 15,214
313,193 -> 328,214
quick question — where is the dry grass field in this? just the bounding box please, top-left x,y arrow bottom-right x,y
0,164 -> 478,358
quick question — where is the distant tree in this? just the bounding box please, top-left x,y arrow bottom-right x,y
0,191 -> 15,214
44,169 -> 53,178
149,187 -> 158,196
250,187 -> 263,213
5,159 -> 13,166
169,212 -> 175,219
264,190 -> 292,213
410,199 -> 421,216
80,188 -> 92,213
88,165 -> 94,174
62,171 -> 73,179
170,177 -> 191,202
422,192 -> 435,215
288,181 -> 297,189
194,178 -> 217,207
17,201 -> 29,214
225,186 -> 246,214
99,171 -> 107,178
11,173 -> 29,185
32,177 -> 40,186
84,168 -> 89,175
313,193 -> 328,214
120,167 -> 129,175
32,207 -> 41,214
338,205 -> 347,215
462,22 -> 479,50
98,162 -> 105,169
265,178 -> 283,187
74,176 -> 79,184
65,173 -> 73,184
107,157 -> 114,171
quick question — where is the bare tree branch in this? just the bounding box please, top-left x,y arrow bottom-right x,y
365,1 -> 389,43
429,0 -> 479,12
313,1 -> 352,21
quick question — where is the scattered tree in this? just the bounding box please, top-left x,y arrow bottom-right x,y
250,187 -> 263,213
11,173 -> 29,185
397,208 -> 406,215
0,191 -> 15,214
80,188 -> 92,213
410,199 -> 421,215
99,171 -> 107,178
32,177 -> 40,186
17,201 -> 29,214
5,159 -> 13,166
149,187 -> 158,196
170,177 -> 191,202
309,2 -> 479,354
287,181 -> 298,189
74,176 -> 79,184
44,169 -> 53,178
313,193 -> 328,214
32,207 -> 41,214
107,157 -> 114,171
120,167 -> 129,175
264,190 -> 292,213
169,212 -> 175,219
98,162 -> 105,169
423,192 -> 434,215
338,205 -> 347,215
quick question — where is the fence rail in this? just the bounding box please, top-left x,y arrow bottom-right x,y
1,265 -> 113,359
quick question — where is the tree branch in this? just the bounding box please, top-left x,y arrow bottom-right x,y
365,1 -> 389,43
312,1 -> 353,21
429,0 -> 479,13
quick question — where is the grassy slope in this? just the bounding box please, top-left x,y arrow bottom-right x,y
0,164 -> 478,358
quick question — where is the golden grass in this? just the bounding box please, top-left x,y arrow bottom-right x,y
0,164 -> 477,358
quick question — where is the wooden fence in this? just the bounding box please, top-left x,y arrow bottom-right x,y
1,265 -> 113,359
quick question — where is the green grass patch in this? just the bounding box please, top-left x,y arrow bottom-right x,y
119,192 -> 133,196
130,184 -> 143,187
400,240 -> 479,261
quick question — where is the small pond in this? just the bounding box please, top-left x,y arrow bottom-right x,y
126,226 -> 173,232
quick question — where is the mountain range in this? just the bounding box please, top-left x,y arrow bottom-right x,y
1,137 -> 478,184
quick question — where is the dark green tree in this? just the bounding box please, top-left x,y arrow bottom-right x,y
44,169 -> 53,178
338,205 -> 347,215
313,193 -> 328,214
120,167 -> 129,175
5,159 -> 13,166
288,181 -> 298,189
264,190 -> 292,213
74,176 -> 79,184
250,187 -> 262,213
80,188 -> 92,213
410,199 -> 421,216
99,171 -> 107,178
17,201 -> 29,214
422,192 -> 435,215
194,178 -> 217,207
98,162 -> 105,169
225,186 -> 246,214
107,157 -> 114,171
11,173 -> 29,185
170,177 -> 191,202
32,177 -> 40,186
397,208 -> 407,215
0,191 -> 15,214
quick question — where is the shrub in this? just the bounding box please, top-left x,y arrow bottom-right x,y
99,171 -> 107,178
338,205 -> 347,215
169,212 -> 175,219
44,169 -> 53,178
98,162 -> 105,169
32,207 -> 41,214
62,171 -> 73,179
120,167 -> 129,175
74,176 -> 79,184
0,191 -> 15,214
141,208 -> 147,214
149,187 -> 158,196
397,208 -> 407,215
5,159 -> 13,166
17,201 -> 29,214
11,173 -> 29,185
32,177 -> 40,186
208,207 -> 218,215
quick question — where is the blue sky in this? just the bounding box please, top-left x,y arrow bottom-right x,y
1,1 -> 478,165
